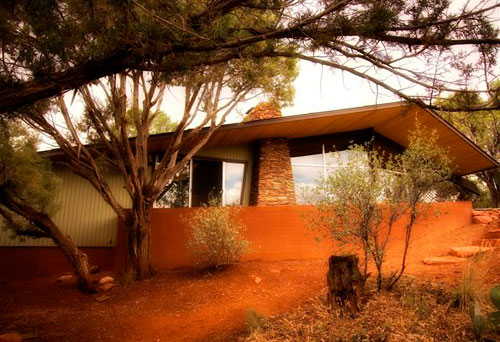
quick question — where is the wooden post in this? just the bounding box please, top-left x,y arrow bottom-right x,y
326,255 -> 362,316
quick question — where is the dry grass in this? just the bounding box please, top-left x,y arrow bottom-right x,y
240,278 -> 476,342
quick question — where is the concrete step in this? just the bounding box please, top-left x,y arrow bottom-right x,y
485,229 -> 500,239
449,246 -> 496,258
423,256 -> 468,265
472,239 -> 500,247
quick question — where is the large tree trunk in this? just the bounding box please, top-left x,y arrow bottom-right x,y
326,255 -> 362,317
50,225 -> 96,293
0,194 -> 96,293
125,203 -> 155,280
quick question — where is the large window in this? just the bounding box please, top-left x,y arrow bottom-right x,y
291,145 -> 364,204
156,158 -> 245,208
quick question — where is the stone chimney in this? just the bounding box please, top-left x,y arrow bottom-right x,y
246,103 -> 296,205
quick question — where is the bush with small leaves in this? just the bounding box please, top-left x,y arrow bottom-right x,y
469,284 -> 500,338
184,201 -> 249,270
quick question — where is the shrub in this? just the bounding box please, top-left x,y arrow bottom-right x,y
184,201 -> 249,270
307,121 -> 453,291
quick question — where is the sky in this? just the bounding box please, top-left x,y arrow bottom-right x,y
146,58 -> 402,129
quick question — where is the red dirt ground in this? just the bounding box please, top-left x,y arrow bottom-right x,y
0,223 -> 498,342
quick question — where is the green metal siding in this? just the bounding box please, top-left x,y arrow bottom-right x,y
0,168 -> 130,247
0,144 -> 253,247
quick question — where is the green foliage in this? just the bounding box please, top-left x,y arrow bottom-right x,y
468,284 -> 500,338
0,120 -> 60,239
492,285 -> 500,310
437,88 -> 500,207
184,199 -> 249,270
309,122 -> 453,291
2,1 -> 499,115
246,308 -> 268,333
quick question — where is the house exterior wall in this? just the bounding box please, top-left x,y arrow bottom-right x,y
249,138 -> 296,205
0,167 -> 130,247
0,144 -> 254,248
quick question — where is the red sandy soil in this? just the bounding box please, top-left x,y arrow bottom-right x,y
0,223 -> 498,342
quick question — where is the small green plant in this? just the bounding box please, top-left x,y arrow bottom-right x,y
246,308 -> 268,332
469,284 -> 500,338
184,199 -> 249,270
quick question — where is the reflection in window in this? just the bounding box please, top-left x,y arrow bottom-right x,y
224,163 -> 245,206
291,146 -> 366,204
156,162 -> 190,208
155,158 -> 245,207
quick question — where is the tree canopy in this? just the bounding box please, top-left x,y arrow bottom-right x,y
437,86 -> 500,206
1,0 -> 500,113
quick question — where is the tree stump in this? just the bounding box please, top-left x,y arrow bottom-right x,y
326,255 -> 362,316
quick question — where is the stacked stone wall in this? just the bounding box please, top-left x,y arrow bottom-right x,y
249,138 -> 296,205
472,209 -> 500,227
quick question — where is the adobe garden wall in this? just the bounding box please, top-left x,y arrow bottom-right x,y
0,201 -> 473,280
145,201 -> 473,270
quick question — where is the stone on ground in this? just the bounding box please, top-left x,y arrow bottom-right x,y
95,295 -> 111,303
98,276 -> 114,285
472,239 -> 500,247
472,215 -> 493,224
449,246 -> 495,258
56,274 -> 73,283
422,256 -> 467,265
485,229 -> 500,239
0,333 -> 22,342
100,283 -> 117,291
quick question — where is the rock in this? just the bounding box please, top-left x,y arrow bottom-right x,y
56,275 -> 73,283
472,210 -> 484,216
100,283 -> 117,292
486,229 -> 500,239
99,276 -> 114,285
0,333 -> 22,342
472,215 -> 493,224
95,295 -> 111,303
449,246 -> 495,258
270,269 -> 281,274
90,265 -> 100,274
422,256 -> 467,265
20,333 -> 38,340
254,277 -> 262,284
472,239 -> 500,247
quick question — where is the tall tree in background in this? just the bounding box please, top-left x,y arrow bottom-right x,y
438,88 -> 500,207
22,57 -> 297,279
0,120 -> 96,292
1,0 -> 500,114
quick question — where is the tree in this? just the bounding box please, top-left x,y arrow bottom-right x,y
21,56 -> 296,279
309,124 -> 453,291
385,124 -> 453,289
310,144 -> 400,291
0,120 -> 96,293
437,90 -> 500,207
1,1 -> 500,114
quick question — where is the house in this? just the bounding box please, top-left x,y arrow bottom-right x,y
0,101 -> 498,279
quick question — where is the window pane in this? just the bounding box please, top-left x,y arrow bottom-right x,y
292,165 -> 323,204
224,162 -> 245,206
325,150 -> 368,168
291,153 -> 323,166
191,160 -> 223,207
156,163 -> 190,208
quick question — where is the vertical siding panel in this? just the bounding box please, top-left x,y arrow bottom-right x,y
1,144 -> 250,247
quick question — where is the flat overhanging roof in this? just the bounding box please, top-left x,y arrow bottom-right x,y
43,101 -> 498,177
147,101 -> 498,176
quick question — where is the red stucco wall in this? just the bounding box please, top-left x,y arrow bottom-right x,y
0,202 -> 473,280
148,201 -> 473,270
